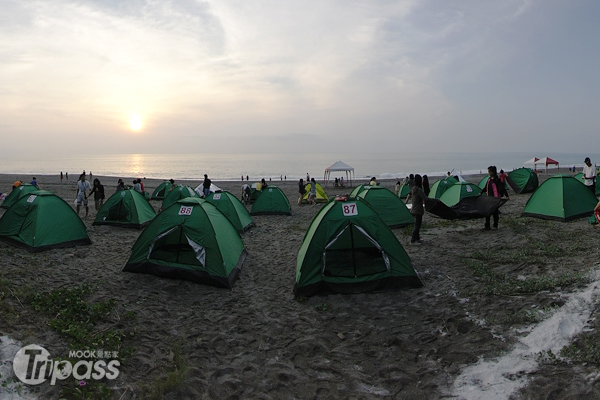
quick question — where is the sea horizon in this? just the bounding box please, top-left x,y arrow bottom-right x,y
1,152 -> 597,183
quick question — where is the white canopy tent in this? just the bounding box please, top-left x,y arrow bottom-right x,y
324,161 -> 355,187
524,157 -> 539,167
534,157 -> 560,173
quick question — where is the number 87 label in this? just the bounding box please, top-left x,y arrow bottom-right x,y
342,203 -> 358,216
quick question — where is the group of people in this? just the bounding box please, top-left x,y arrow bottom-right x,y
75,173 -> 105,217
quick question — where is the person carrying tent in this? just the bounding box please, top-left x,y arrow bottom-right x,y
407,174 -> 427,245
481,166 -> 509,230
583,157 -> 596,195
76,173 -> 92,217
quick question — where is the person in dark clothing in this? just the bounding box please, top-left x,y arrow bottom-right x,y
116,179 -> 125,192
90,178 -> 105,211
298,179 -> 306,205
407,174 -> 427,244
482,165 -> 509,230
202,174 -> 212,197
422,175 -> 430,197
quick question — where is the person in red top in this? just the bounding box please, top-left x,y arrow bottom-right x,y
482,166 -> 509,230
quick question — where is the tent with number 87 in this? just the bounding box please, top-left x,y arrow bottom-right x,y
294,198 -> 423,297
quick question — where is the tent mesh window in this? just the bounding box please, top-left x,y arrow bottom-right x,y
322,223 -> 390,278
107,200 -> 130,222
148,225 -> 206,266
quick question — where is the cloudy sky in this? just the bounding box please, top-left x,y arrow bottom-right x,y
1,0 -> 598,156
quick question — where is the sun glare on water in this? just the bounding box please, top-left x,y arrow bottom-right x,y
129,115 -> 143,131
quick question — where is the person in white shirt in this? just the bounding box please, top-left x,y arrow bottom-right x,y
583,157 -> 596,195
76,174 -> 92,217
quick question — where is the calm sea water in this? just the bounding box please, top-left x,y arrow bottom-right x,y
1,152 -> 596,182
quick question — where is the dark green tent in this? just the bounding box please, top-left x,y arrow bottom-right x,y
506,168 -> 538,194
123,198 -> 247,288
204,191 -> 254,233
397,183 -> 411,199
574,172 -> 600,195
294,199 -> 423,297
428,177 -> 458,199
522,175 -> 598,221
0,191 -> 91,252
439,182 -> 482,207
349,185 -> 370,199
355,186 -> 413,228
93,189 -> 156,229
160,186 -> 199,211
1,184 -> 38,209
151,181 -> 177,200
250,186 -> 291,216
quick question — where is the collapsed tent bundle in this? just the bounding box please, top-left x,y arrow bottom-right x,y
294,199 -> 423,297
123,198 -> 247,288
0,191 -> 91,252
425,196 -> 507,220
93,189 -> 156,229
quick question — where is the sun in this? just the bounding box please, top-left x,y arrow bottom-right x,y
129,115 -> 143,131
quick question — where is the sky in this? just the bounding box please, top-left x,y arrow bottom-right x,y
1,0 -> 599,156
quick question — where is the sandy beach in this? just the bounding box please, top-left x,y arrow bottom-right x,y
1,172 -> 600,399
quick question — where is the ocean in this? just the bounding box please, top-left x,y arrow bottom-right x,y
1,152 -> 597,182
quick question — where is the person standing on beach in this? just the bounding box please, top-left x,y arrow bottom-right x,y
308,178 -> 317,206
583,157 -> 596,195
202,174 -> 212,197
133,179 -> 142,194
408,174 -> 426,245
76,174 -> 91,217
66,172 -> 68,181
30,177 -> 38,188
60,171 -> 63,182
298,179 -> 306,205
90,178 -> 105,211
423,175 -> 430,197
482,166 -> 509,230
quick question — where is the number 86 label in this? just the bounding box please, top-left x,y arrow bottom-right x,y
342,203 -> 358,216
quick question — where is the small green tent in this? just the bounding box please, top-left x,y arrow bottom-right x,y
250,186 -> 291,216
151,181 -> 177,200
93,189 -> 156,229
0,191 -> 91,252
302,182 -> 329,203
356,186 -> 414,228
204,191 -> 254,233
123,198 -> 247,287
428,177 -> 459,199
439,182 -> 482,207
397,183 -> 411,199
1,184 -> 39,209
506,168 -> 538,194
294,199 -> 423,297
349,185 -> 370,199
522,175 -> 598,221
160,186 -> 199,211
574,172 -> 600,195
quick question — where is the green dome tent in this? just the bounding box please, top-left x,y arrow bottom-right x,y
151,181 -> 177,200
302,182 -> 329,203
522,175 -> 598,222
160,186 -> 199,211
574,172 -> 600,195
204,191 -> 254,233
1,184 -> 39,209
123,198 -> 247,288
250,186 -> 291,216
506,168 -> 538,194
93,189 -> 156,229
294,199 -> 423,297
355,186 -> 414,228
349,185 -> 370,199
439,182 -> 482,207
477,176 -> 490,190
428,177 -> 458,199
397,183 -> 411,199
0,191 -> 91,252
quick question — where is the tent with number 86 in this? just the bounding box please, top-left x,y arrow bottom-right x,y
294,198 -> 423,297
